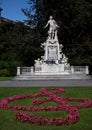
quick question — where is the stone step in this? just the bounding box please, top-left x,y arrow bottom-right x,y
14,74 -> 91,80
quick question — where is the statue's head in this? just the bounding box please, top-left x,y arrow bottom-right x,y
49,16 -> 53,20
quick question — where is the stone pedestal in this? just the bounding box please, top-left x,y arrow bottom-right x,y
42,41 -> 63,62
42,64 -> 65,72
34,39 -> 71,75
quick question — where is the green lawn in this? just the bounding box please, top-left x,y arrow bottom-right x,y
0,87 -> 92,130
0,77 -> 12,81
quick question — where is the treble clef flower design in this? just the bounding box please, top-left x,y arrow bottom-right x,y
0,88 -> 92,126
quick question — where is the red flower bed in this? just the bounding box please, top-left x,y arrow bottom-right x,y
0,88 -> 92,126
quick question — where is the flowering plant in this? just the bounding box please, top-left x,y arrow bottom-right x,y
0,88 -> 92,126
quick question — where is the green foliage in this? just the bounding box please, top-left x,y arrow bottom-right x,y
0,0 -> 92,74
0,69 -> 10,77
0,77 -> 12,81
0,21 -> 44,75
22,0 -> 92,73
7,61 -> 21,76
0,61 -> 21,76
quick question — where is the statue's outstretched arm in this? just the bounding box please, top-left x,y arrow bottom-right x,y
44,21 -> 49,28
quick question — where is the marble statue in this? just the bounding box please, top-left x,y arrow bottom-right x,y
44,16 -> 59,41
35,58 -> 42,65
61,53 -> 68,63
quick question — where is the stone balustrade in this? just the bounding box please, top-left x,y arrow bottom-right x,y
17,66 -> 89,76
17,67 -> 34,75
71,66 -> 89,74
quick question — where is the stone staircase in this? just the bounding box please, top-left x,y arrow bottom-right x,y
14,74 -> 91,80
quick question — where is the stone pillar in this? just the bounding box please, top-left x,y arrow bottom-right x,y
31,66 -> 34,74
17,67 -> 21,76
71,66 -> 74,74
46,44 -> 48,60
85,66 -> 89,74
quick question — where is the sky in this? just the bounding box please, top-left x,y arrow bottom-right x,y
0,0 -> 30,21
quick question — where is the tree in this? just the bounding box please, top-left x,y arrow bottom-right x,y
0,21 -> 44,76
22,0 -> 92,73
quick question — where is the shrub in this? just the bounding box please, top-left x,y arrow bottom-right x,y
0,69 -> 10,77
0,61 -> 22,76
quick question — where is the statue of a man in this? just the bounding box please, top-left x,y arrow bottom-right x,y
44,16 -> 59,41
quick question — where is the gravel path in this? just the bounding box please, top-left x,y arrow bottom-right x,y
0,79 -> 92,87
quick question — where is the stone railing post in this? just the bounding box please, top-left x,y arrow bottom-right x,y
71,66 -> 74,74
85,66 -> 89,74
31,66 -> 34,74
17,67 -> 21,76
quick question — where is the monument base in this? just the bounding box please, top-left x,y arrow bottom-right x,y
14,74 -> 91,80
35,63 -> 70,75
14,65 -> 90,80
